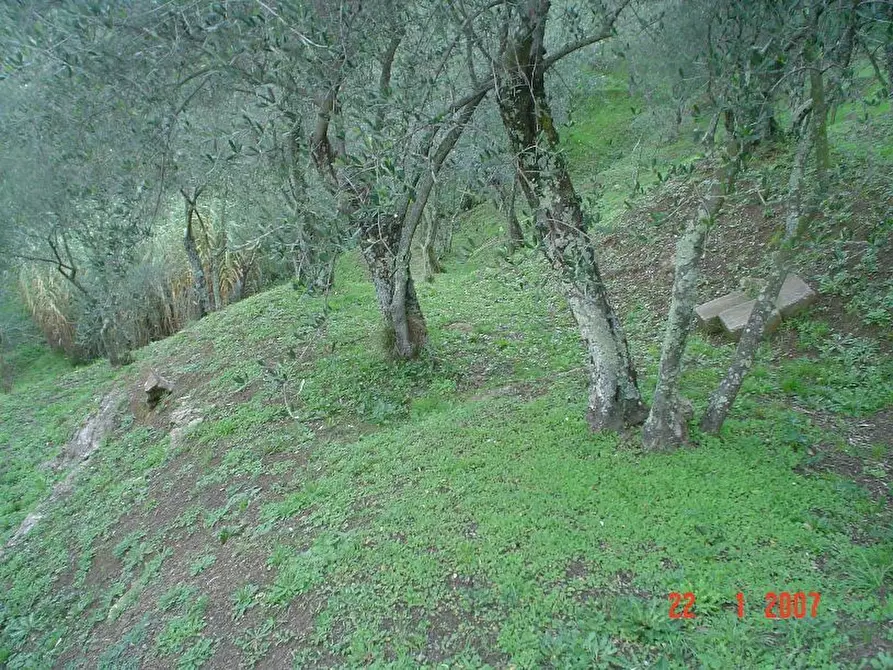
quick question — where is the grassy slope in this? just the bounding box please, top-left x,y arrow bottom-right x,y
0,73 -> 891,669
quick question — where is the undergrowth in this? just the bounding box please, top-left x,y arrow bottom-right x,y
0,66 -> 891,669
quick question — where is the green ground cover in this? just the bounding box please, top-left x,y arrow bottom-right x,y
0,71 -> 891,669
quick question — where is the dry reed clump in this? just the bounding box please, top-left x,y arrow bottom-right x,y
17,267 -> 79,358
16,205 -> 263,362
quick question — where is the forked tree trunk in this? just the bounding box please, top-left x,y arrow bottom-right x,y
305,35 -> 438,358
700,128 -> 813,434
360,222 -> 428,358
386,90 -> 486,358
496,5 -> 646,430
182,189 -> 209,319
642,146 -> 741,450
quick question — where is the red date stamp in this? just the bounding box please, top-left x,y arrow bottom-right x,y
668,591 -> 821,619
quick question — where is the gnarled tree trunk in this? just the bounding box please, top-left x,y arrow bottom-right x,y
642,145 -> 741,450
360,213 -> 428,359
384,90 -> 486,358
496,2 -> 646,430
700,126 -> 813,434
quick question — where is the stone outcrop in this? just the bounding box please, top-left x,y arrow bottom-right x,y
144,370 -> 174,408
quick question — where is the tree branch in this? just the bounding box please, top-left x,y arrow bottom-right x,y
541,0 -> 632,71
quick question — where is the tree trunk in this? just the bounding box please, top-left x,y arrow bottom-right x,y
229,259 -> 251,303
360,222 -> 428,359
496,2 -> 647,430
809,66 -> 829,189
421,209 -> 443,282
309,85 -> 340,183
193,202 -> 217,312
210,255 -> 222,310
700,129 -> 813,435
702,112 -> 720,148
863,41 -> 889,98
182,190 -> 209,319
314,254 -> 336,293
386,91 -> 486,358
305,47 -> 433,354
504,176 -> 525,254
885,3 -> 893,104
887,43 -> 893,103
211,195 -> 229,310
642,148 -> 741,450
100,311 -> 132,367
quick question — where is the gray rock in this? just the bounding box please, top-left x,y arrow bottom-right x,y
695,291 -> 750,332
1,389 -> 124,557
718,300 -> 782,341
144,371 -> 173,408
776,274 -> 817,318
738,274 -> 816,317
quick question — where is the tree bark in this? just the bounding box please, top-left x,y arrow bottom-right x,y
809,65 -> 829,189
182,188 -> 209,319
386,90 -> 487,358
295,69 -> 344,297
305,34 -> 445,356
700,129 -> 813,434
642,146 -> 741,450
496,1 -> 646,430
885,3 -> 893,104
229,258 -> 251,303
309,84 -> 340,183
421,209 -> 443,282
887,42 -> 893,104
211,195 -> 229,310
862,40 -> 889,98
502,175 -> 525,254
210,253 -> 222,310
359,221 -> 427,358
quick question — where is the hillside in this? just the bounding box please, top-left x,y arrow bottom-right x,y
1,75 -> 893,668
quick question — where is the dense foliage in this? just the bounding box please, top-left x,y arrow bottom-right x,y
0,0 -> 888,442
